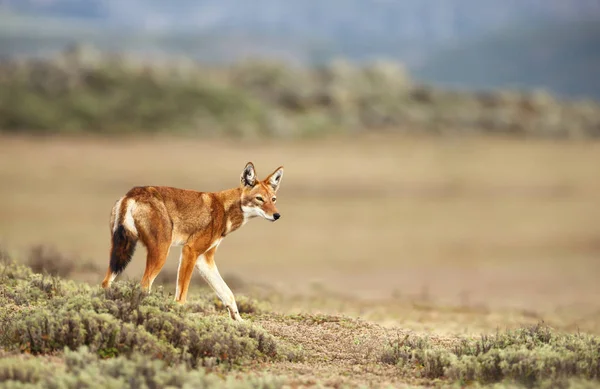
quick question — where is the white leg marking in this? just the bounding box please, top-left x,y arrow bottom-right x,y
195,254 -> 243,321
105,272 -> 118,288
175,250 -> 183,300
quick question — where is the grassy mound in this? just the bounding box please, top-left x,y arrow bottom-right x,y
0,54 -> 265,136
1,46 -> 599,138
381,323 -> 600,388
0,259 -> 302,369
2,247 -> 599,388
0,347 -> 285,389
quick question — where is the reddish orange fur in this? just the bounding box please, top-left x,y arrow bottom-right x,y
101,162 -> 283,321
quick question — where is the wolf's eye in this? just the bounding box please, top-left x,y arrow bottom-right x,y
255,196 -> 264,202
272,197 -> 277,203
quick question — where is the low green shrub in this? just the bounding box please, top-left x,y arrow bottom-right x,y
0,347 -> 286,389
1,47 -> 599,138
0,258 -> 303,368
0,56 -> 268,136
381,323 -> 600,388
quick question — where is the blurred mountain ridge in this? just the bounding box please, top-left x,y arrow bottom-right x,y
1,1 -> 600,99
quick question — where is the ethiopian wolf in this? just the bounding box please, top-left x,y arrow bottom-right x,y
101,162 -> 284,321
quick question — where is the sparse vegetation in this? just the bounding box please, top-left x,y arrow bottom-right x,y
2,246 -> 599,388
0,257 -> 303,370
381,323 -> 600,388
1,45 -> 599,138
0,347 -> 286,389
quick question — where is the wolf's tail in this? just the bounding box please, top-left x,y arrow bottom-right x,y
109,224 -> 138,274
109,198 -> 139,275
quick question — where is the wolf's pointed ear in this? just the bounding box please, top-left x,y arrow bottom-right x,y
241,162 -> 257,187
265,166 -> 284,192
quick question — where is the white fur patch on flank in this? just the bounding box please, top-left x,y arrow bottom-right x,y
112,197 -> 124,233
123,199 -> 138,236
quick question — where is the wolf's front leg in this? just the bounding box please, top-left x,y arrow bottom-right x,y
196,248 -> 243,321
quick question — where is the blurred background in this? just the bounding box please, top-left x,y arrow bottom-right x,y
1,1 -> 599,332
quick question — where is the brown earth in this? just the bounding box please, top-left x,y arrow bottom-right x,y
1,133 -> 600,339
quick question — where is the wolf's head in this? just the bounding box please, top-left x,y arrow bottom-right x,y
239,162 -> 284,222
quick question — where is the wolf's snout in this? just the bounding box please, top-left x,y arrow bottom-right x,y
273,213 -> 281,221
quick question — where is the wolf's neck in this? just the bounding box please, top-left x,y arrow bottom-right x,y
215,187 -> 245,235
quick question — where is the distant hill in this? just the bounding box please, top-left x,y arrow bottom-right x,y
1,48 -> 599,138
413,21 -> 600,100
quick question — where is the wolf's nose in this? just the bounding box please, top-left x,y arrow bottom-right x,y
273,213 -> 281,220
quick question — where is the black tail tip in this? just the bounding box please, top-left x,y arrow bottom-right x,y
109,225 -> 137,275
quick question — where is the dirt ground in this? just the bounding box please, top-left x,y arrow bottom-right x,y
1,133 -> 600,338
